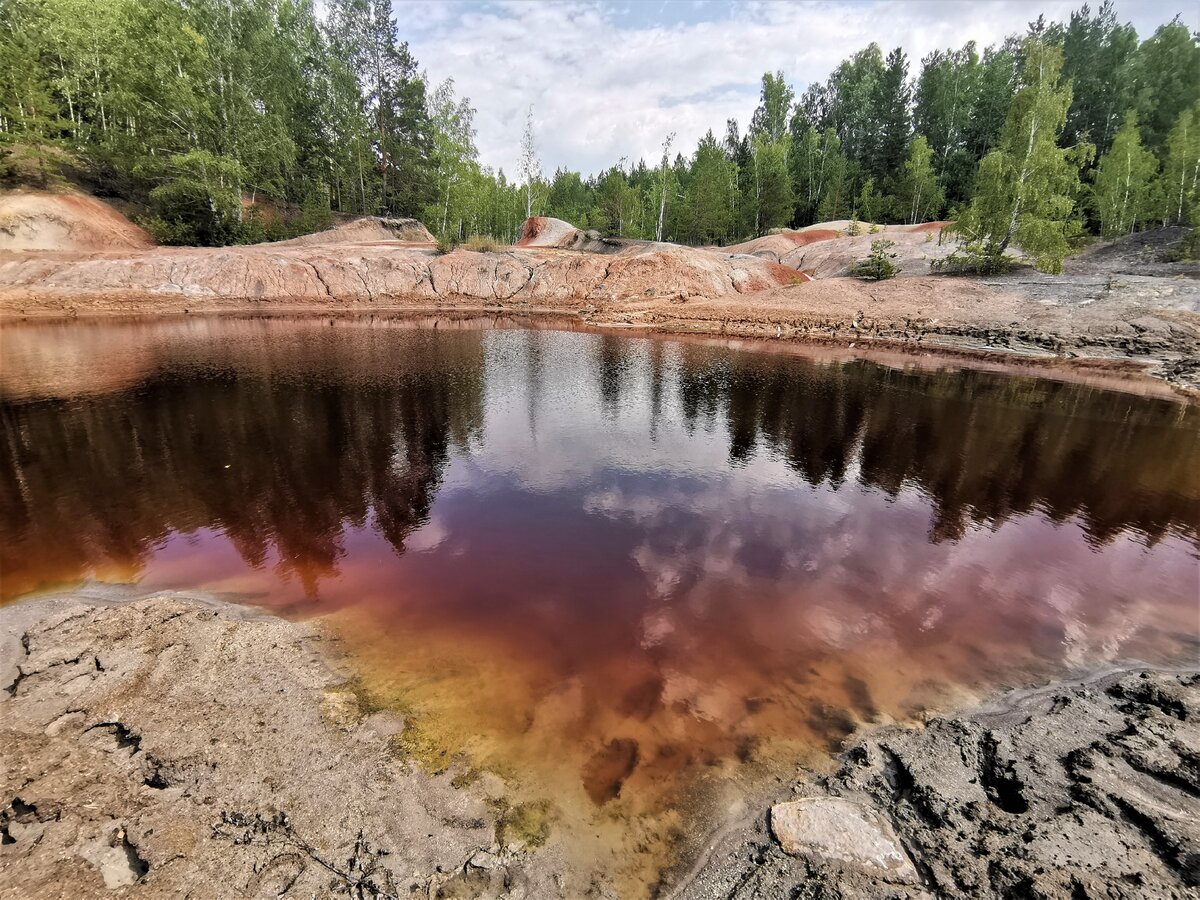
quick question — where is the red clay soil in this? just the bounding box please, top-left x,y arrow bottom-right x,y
0,190 -> 153,252
906,221 -> 947,233
782,228 -> 841,247
516,216 -> 550,246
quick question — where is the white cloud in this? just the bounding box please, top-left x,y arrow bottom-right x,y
402,0 -> 1193,178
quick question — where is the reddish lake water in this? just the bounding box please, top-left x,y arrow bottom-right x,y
2,316 -> 1198,888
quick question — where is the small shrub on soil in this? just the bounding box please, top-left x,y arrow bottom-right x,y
846,218 -> 861,236
462,234 -> 503,253
141,215 -> 198,246
930,239 -> 1014,275
849,239 -> 901,280
434,234 -> 458,254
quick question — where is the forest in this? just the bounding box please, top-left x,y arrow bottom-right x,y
1,0 -> 1197,270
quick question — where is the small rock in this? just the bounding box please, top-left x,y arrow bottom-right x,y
769,797 -> 917,882
467,849 -> 502,870
78,827 -> 149,889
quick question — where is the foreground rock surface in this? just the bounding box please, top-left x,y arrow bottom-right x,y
0,590 -> 570,899
674,668 -> 1200,899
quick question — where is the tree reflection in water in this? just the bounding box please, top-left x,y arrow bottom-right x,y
1,318 -> 1197,855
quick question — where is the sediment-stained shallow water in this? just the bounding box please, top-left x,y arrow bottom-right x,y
2,315 -> 1198,886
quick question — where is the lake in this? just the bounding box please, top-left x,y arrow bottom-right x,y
2,315 -> 1197,885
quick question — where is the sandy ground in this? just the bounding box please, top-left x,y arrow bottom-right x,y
2,590 -> 1196,899
0,588 -> 575,900
0,189 -> 152,252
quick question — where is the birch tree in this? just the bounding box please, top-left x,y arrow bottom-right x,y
897,136 -> 943,224
427,78 -> 477,238
947,39 -> 1088,274
1159,101 -> 1200,226
518,105 -> 541,219
655,132 -> 675,241
1091,111 -> 1158,236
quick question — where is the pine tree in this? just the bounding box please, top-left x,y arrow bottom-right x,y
685,130 -> 735,243
869,48 -> 911,182
545,168 -> 593,228
1091,111 -> 1158,236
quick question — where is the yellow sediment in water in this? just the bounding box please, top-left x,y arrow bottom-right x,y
322,603 -> 994,893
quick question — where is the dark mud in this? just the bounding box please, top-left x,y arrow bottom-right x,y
673,668 -> 1200,899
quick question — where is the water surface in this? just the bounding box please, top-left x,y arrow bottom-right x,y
2,316 -> 1197,887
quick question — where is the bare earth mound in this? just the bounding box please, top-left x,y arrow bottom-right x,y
0,190 -> 152,252
515,215 -> 582,248
722,222 -> 955,278
270,216 -> 434,247
515,215 -> 637,254
0,215 -> 801,313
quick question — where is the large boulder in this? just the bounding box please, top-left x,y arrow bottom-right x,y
515,216 -> 633,254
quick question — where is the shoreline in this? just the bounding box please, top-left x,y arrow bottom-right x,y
2,588 -> 1196,898
2,305 -> 1195,403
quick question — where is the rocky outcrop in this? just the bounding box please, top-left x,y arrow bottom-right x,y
1,203 -> 1197,391
515,215 -> 581,248
516,215 -> 643,254
722,222 -> 955,278
672,668 -> 1200,899
0,228 -> 802,313
0,189 -> 152,252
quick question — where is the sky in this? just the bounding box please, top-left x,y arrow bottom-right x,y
401,0 -> 1196,178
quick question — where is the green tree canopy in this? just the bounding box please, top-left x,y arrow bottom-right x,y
1092,110 -> 1159,236
949,38 -> 1089,273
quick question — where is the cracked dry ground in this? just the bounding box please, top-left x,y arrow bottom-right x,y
0,596 -> 572,899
